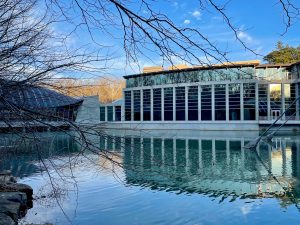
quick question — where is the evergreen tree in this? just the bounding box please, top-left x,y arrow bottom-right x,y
263,42 -> 300,64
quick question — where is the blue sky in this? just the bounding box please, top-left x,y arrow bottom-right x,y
52,0 -> 300,77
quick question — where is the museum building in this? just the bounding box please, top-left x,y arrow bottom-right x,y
100,60 -> 300,130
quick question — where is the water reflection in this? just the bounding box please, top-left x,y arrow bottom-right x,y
0,132 -> 80,178
99,130 -> 300,207
1,130 -> 300,212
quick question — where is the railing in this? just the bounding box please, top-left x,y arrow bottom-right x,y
259,116 -> 300,121
245,96 -> 300,149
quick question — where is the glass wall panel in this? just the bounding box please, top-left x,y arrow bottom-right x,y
107,106 -> 113,121
201,85 -> 212,120
164,87 -> 173,121
153,88 -> 162,121
100,106 -> 106,121
188,86 -> 198,120
243,83 -> 256,120
176,87 -> 185,120
229,84 -> 240,120
258,84 -> 268,119
285,83 -> 296,117
133,90 -> 141,121
125,67 -> 256,88
115,106 -> 121,121
143,89 -> 151,121
124,91 -> 132,121
270,84 -> 281,115
215,84 -> 226,120
256,68 -> 288,80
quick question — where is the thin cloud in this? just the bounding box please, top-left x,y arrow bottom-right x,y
237,31 -> 253,43
184,19 -> 191,25
192,10 -> 201,19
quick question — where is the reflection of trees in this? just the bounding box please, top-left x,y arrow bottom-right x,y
270,90 -> 281,101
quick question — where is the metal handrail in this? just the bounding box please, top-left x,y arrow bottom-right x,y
245,95 -> 300,149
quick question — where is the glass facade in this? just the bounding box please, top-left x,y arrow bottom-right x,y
126,67 -> 256,88
124,91 -> 132,121
176,87 -> 185,121
115,106 -> 121,121
270,84 -> 281,113
229,84 -> 240,120
243,83 -> 256,120
188,86 -> 198,121
102,64 -> 300,123
201,85 -> 212,120
133,90 -> 141,121
153,88 -> 162,121
284,84 -> 296,117
100,106 -> 106,121
143,89 -> 151,121
164,87 -> 173,121
258,84 -> 268,118
214,84 -> 226,120
107,106 -> 113,121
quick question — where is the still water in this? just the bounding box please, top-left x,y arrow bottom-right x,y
1,130 -> 300,225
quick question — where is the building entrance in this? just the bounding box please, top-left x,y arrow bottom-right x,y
271,110 -> 281,120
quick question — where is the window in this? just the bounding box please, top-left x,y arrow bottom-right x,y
258,84 -> 268,118
176,87 -> 185,120
133,90 -> 141,121
270,84 -> 281,114
115,106 -> 121,121
124,91 -> 132,121
164,87 -> 173,121
229,84 -> 240,120
215,84 -> 226,120
107,106 -> 113,121
188,86 -> 198,120
143,89 -> 151,121
201,85 -> 212,120
285,84 -> 296,117
153,88 -> 162,120
100,106 -> 106,121
243,83 -> 256,120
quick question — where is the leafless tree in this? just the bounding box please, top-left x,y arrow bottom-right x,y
1,0 -> 300,223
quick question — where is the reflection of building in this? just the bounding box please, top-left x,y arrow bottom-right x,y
99,131 -> 300,201
100,60 -> 300,130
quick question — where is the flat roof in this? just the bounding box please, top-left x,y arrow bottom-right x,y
123,60 -> 300,79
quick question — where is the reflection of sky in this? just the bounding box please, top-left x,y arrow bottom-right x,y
19,159 -> 300,225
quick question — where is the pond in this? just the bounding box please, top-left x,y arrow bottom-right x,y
1,130 -> 300,225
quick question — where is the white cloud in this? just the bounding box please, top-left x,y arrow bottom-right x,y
192,10 -> 201,19
172,2 -> 178,7
237,31 -> 253,43
184,19 -> 191,25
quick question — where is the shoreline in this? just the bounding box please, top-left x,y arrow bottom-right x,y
0,170 -> 33,225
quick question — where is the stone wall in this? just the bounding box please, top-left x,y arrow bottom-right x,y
76,96 -> 100,123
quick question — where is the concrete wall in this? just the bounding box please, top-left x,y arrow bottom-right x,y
76,96 -> 100,123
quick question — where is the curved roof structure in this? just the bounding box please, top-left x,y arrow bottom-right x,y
1,84 -> 83,109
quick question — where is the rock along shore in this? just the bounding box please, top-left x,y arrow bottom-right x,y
0,170 -> 33,225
